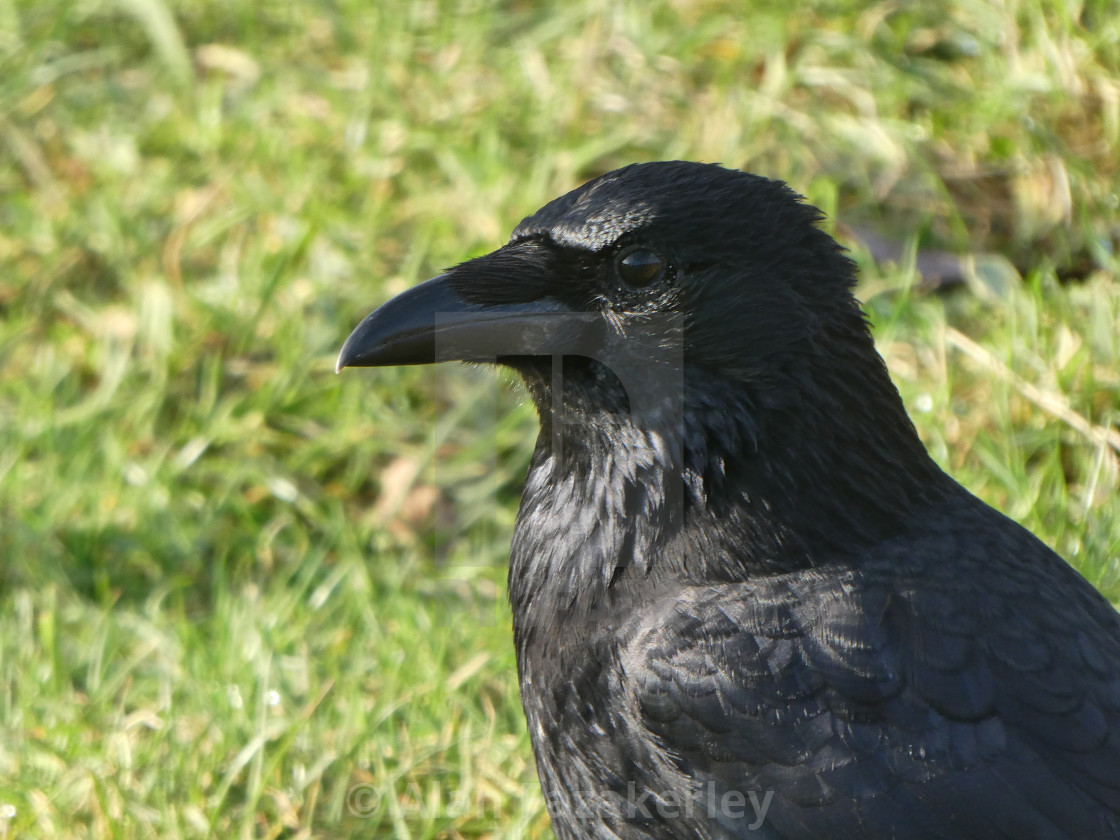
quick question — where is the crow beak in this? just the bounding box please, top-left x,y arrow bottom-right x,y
336,269 -> 587,373
336,274 -> 465,371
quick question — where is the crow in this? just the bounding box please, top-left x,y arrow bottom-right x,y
337,162 -> 1120,839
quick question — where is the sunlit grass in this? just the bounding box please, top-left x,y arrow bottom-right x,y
1,0 -> 1117,837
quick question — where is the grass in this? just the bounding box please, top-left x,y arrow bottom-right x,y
0,0 -> 1118,837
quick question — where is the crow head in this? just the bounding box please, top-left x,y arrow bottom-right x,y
339,162 -> 870,422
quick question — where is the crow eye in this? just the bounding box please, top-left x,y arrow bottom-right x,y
616,248 -> 665,287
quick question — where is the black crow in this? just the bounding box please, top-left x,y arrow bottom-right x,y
337,162 -> 1120,839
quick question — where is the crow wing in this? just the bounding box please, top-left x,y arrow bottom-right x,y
628,524 -> 1120,839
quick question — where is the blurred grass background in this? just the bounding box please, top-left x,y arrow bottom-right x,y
1,0 -> 1118,837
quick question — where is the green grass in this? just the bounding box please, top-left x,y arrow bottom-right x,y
1,0 -> 1118,837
